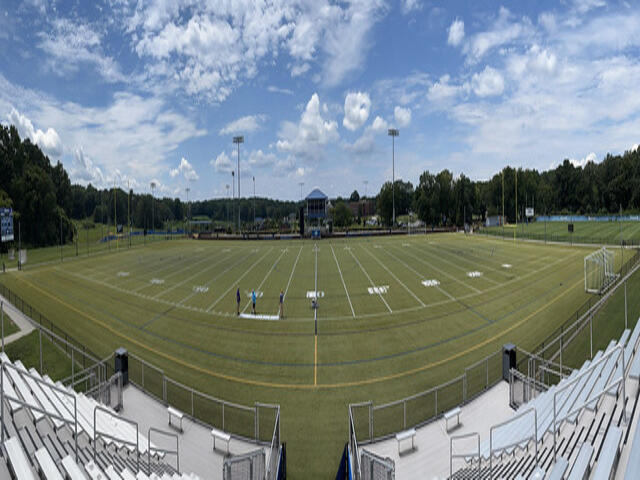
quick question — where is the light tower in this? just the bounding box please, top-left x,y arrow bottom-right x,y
363,180 -> 368,218
388,128 -> 399,227
150,181 -> 156,241
233,136 -> 244,231
231,171 -> 235,232
185,187 -> 190,235
253,175 -> 256,230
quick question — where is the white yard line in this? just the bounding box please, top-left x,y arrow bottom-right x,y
206,247 -> 274,312
397,245 -> 482,294
283,246 -> 303,300
241,248 -> 288,313
361,245 -> 425,307
176,249 -> 254,305
418,245 -> 501,286
347,247 -> 392,313
156,248 -> 245,299
379,245 -> 456,302
330,244 -> 355,318
423,242 -> 514,278
133,253 -> 217,293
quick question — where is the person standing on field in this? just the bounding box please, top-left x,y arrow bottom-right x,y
279,289 -> 284,319
236,287 -> 240,316
252,289 -> 257,314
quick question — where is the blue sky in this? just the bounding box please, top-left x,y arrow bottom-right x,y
1,0 -> 639,201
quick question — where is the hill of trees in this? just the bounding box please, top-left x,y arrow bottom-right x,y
2,122 -> 639,245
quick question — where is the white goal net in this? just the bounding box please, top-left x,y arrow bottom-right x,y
584,247 -> 617,294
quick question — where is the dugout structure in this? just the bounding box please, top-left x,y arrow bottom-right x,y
584,247 -> 617,294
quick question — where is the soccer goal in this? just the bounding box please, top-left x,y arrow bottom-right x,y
584,247 -> 617,294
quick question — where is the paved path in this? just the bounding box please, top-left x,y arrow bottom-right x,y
0,294 -> 35,345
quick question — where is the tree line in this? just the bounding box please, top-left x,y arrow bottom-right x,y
2,122 -> 639,245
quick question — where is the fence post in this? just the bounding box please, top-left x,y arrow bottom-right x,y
590,315 -> 593,359
191,389 -> 194,417
39,328 -> 43,373
222,403 -> 225,431
463,372 -> 467,402
403,400 -> 407,430
255,403 -> 259,442
369,401 -> 373,441
435,389 -> 438,416
625,280 -> 628,329
486,357 -> 489,388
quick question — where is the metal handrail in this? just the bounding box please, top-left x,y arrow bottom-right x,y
1,361 -> 79,461
93,404 -> 139,473
148,427 -> 179,474
552,344 -> 625,461
450,432 -> 480,479
489,407 -> 537,478
265,406 -> 280,479
348,407 -> 362,479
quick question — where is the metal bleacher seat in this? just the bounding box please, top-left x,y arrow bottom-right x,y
591,426 -> 622,479
34,447 -> 64,480
15,361 -> 64,430
4,436 -> 36,479
547,456 -> 569,480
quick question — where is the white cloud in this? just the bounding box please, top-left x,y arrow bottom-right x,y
371,116 -> 388,133
401,0 -> 422,14
38,18 -> 124,83
170,157 -> 199,181
447,19 -> 465,46
630,144 -> 639,153
211,151 -> 233,173
267,86 -> 294,95
7,107 -> 62,158
427,75 -> 466,104
219,114 -> 266,136
573,0 -> 606,15
569,152 -> 598,168
343,92 -> 371,131
71,146 -> 104,185
471,66 -> 504,97
463,7 -> 534,61
248,149 -> 277,168
276,93 -> 339,160
393,106 -> 412,127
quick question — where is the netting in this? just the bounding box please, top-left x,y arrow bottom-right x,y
584,247 -> 617,293
223,449 -> 265,480
361,449 -> 395,480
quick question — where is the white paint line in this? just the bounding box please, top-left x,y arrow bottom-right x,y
422,279 -> 440,287
330,244 -> 355,318
239,313 -> 280,321
283,246 -> 303,300
347,248 -> 392,313
241,248 -> 288,313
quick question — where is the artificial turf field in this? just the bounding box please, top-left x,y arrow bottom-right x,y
483,220 -> 640,245
0,233 -> 623,477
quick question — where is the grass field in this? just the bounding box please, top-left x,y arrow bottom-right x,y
482,220 -> 640,245
0,233 -> 625,477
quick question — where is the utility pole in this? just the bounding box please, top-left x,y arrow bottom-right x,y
388,129 -> 399,227
233,136 -> 244,232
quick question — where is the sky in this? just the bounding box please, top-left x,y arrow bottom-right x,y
1,0 -> 639,201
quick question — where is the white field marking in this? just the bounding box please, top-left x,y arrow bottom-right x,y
175,248 -> 252,305
193,285 -> 209,293
223,248 -> 231,252
422,280 -> 440,287
154,251 -> 235,298
368,285 -> 389,295
117,272 -> 129,277
281,248 -> 289,253
246,291 -> 264,298
378,246 -> 457,302
306,291 -> 325,298
502,264 -> 512,269
283,246 -> 303,300
240,248 -> 288,314
150,278 -> 164,285
205,247 -> 274,312
374,245 -> 381,249
467,271 -> 483,278
418,244 -> 501,285
132,253 -> 216,293
239,313 -> 279,321
251,248 -> 260,253
344,246 -> 351,250
402,243 -> 410,247
347,248 -> 392,313
330,244 -> 355,318
362,246 -> 425,307
396,245 -> 482,294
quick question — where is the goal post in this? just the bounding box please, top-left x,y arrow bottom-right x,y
584,247 -> 617,294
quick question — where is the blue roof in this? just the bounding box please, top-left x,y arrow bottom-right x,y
306,188 -> 328,200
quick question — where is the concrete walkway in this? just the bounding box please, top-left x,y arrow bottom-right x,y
0,294 -> 35,345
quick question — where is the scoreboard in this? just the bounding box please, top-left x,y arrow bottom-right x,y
0,207 -> 14,242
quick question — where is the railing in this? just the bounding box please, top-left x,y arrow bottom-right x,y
348,405 -> 362,480
93,404 -> 140,473
264,404 -> 281,480
350,349 -> 501,445
489,407 -> 538,476
148,427 -> 179,474
450,432 -> 480,479
0,361 -> 79,460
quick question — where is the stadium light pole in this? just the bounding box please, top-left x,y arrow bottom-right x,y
233,136 -> 244,232
298,182 -> 304,234
253,176 -> 256,230
150,181 -> 156,242
185,187 -> 190,236
232,171 -> 235,231
388,129 -> 399,227
363,180 -> 368,218
226,184 -> 230,225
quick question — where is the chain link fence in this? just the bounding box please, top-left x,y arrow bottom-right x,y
361,449 -> 395,480
223,449 -> 266,480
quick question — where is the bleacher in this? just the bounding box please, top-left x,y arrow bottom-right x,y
451,318 -> 640,479
0,352 -> 200,480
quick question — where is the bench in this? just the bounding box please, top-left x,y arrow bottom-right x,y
567,442 -> 593,480
167,406 -> 184,432
444,407 -> 461,431
592,426 -> 622,480
548,457 -> 569,480
34,447 -> 63,480
61,455 -> 87,480
211,427 -> 231,454
4,437 -> 36,480
395,428 -> 416,454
